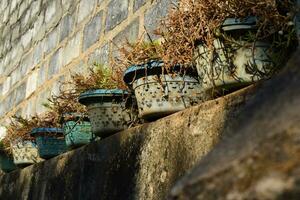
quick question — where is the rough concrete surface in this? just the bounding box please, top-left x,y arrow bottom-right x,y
0,84 -> 257,200
170,48 -> 300,200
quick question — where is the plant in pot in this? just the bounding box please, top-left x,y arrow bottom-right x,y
0,140 -> 17,172
73,64 -> 137,138
158,0 -> 298,97
120,38 -> 203,120
29,111 -> 67,159
44,87 -> 95,149
4,116 -> 44,167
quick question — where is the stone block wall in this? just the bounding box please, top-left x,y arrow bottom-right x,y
0,0 -> 176,125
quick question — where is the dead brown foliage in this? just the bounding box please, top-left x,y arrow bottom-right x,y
114,37 -> 163,69
157,0 -> 296,67
68,64 -> 127,93
2,112 -> 61,154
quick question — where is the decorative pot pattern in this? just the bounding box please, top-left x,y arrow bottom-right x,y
63,120 -> 94,148
79,89 -> 134,138
133,74 -> 201,120
31,128 -> 67,159
124,61 -> 202,120
195,17 -> 275,93
195,40 -> 274,92
11,140 -> 44,167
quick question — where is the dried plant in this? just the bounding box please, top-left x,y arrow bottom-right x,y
2,112 -> 61,154
157,0 -> 298,67
114,37 -> 163,69
44,89 -> 87,122
69,63 -> 127,93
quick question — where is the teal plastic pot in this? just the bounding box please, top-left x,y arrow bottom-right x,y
63,120 -> 94,148
0,153 -> 16,173
31,128 -> 67,159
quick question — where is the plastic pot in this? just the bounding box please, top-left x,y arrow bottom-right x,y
124,61 -> 202,120
62,113 -> 94,148
195,17 -> 275,94
79,89 -> 133,138
31,128 -> 67,159
11,140 -> 44,167
0,153 -> 17,173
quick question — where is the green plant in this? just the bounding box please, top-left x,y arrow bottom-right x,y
69,63 -> 127,93
115,38 -> 163,68
43,90 -> 87,122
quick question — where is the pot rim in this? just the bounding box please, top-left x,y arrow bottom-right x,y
31,128 -> 63,137
222,16 -> 257,31
78,89 -> 129,105
123,60 -> 196,85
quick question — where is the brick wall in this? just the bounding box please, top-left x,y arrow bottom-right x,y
0,0 -> 176,125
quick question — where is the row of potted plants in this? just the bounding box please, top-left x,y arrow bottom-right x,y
0,0 -> 298,173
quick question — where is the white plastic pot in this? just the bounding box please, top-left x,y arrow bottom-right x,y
195,17 -> 275,93
124,61 -> 202,120
79,89 -> 133,138
11,140 -> 44,167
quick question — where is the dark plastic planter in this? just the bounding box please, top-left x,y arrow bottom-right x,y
31,128 -> 67,159
124,61 -> 202,120
0,153 -> 16,173
195,16 -> 274,94
11,139 -> 44,167
79,89 -> 133,138
62,114 -> 94,148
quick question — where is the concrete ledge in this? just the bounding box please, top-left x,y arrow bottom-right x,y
0,85 -> 258,200
170,48 -> 300,200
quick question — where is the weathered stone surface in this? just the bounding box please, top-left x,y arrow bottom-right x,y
20,28 -> 33,50
97,0 -> 104,6
32,12 -> 45,42
112,18 -> 139,57
23,97 -> 37,118
15,82 -> 26,105
170,48 -> 300,200
0,85 -> 256,200
88,43 -> 109,65
144,0 -> 176,39
44,27 -> 59,56
50,75 -> 64,96
59,14 -> 75,42
11,23 -> 20,42
62,32 -> 81,66
62,0 -> 78,13
45,0 -> 63,30
134,0 -> 146,12
1,77 -> 10,96
25,70 -> 38,98
48,48 -> 62,78
106,0 -> 129,31
37,62 -> 48,87
35,89 -> 50,114
77,0 -> 96,24
83,11 -> 103,51
32,42 -> 43,66
113,18 -> 139,45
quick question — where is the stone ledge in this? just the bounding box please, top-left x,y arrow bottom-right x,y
170,48 -> 300,200
0,85 -> 258,200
